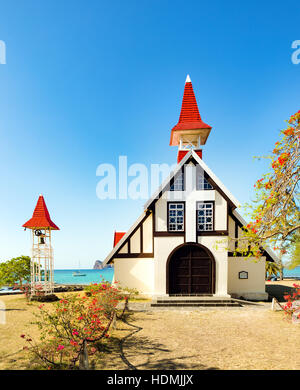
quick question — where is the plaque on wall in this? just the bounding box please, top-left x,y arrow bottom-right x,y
239,271 -> 248,279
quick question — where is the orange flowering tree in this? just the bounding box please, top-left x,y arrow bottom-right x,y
236,110 -> 300,276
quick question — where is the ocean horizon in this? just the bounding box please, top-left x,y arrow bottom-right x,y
53,268 -> 114,285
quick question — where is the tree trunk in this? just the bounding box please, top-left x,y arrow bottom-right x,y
79,340 -> 89,370
112,311 -> 117,330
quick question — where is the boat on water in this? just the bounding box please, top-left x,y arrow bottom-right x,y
72,271 -> 86,277
72,261 -> 86,277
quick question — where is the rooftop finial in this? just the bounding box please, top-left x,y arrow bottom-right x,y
185,74 -> 191,83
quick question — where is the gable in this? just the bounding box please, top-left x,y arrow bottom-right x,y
103,210 -> 154,264
144,150 -> 240,211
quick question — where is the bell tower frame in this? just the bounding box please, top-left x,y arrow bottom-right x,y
30,228 -> 54,295
23,195 -> 59,296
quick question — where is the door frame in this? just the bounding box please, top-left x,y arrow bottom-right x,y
166,242 -> 216,295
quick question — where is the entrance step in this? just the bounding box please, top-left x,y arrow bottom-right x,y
151,296 -> 242,307
151,302 -> 242,307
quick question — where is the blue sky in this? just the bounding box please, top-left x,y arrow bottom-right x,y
0,0 -> 299,268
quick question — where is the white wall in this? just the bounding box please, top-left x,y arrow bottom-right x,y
114,258 -> 154,294
130,228 -> 141,253
215,192 -> 227,230
228,256 -> 267,300
142,212 -> 153,253
119,242 -> 128,254
228,216 -> 235,252
197,236 -> 229,296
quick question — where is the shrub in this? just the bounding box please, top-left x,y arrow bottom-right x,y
283,284 -> 300,323
21,282 -> 125,369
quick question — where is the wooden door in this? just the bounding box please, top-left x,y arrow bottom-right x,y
168,244 -> 214,295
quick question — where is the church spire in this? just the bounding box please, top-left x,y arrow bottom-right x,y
170,75 -> 212,149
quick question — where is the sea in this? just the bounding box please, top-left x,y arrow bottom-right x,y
278,266 -> 300,279
0,268 -> 114,293
54,268 -> 114,285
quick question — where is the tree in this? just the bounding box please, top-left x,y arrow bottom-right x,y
236,110 -> 300,278
285,231 -> 300,270
265,261 -> 280,279
0,256 -> 31,287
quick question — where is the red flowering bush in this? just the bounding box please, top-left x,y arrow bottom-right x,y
283,284 -> 300,323
21,282 -> 125,369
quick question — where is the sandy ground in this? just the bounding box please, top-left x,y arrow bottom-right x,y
0,281 -> 299,370
112,308 -> 300,370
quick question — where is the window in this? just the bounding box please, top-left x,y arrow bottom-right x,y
170,171 -> 184,191
168,203 -> 184,231
197,202 -> 214,231
197,173 -> 213,190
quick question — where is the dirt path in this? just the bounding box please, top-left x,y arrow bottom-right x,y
117,308 -> 300,370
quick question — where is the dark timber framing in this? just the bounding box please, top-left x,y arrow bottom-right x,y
112,209 -> 154,260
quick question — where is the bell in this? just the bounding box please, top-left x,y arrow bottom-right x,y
39,236 -> 45,245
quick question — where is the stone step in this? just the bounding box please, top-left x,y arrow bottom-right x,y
151,302 -> 242,307
155,299 -> 234,304
169,294 -> 214,297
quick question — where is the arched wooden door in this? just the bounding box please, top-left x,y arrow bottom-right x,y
167,243 -> 215,295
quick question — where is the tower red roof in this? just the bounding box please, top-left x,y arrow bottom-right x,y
113,231 -> 126,247
170,75 -> 211,146
23,195 -> 59,230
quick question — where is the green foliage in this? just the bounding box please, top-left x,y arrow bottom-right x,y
265,261 -> 280,278
0,256 -> 31,287
285,234 -> 300,270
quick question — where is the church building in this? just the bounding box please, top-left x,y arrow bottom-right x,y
103,75 -> 277,301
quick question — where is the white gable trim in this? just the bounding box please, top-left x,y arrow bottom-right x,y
102,211 -> 148,266
232,209 -> 279,263
144,150 -> 241,210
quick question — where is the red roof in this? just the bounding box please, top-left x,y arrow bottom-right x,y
23,195 -> 59,230
177,149 -> 202,163
170,76 -> 211,145
113,231 -> 126,247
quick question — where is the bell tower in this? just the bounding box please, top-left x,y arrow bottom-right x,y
170,75 -> 212,162
23,195 -> 59,296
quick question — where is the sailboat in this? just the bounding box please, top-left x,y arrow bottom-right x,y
72,261 -> 86,277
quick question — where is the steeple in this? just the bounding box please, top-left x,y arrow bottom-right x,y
23,195 -> 59,230
170,75 -> 212,150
